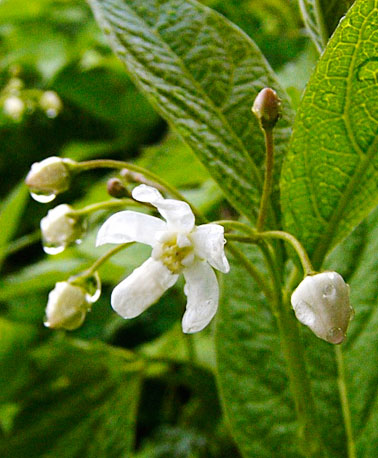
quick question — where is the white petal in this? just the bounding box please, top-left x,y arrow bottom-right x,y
191,224 -> 230,273
132,184 -> 195,232
111,258 -> 178,319
182,260 -> 219,333
96,211 -> 166,247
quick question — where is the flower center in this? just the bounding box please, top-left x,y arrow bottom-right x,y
153,234 -> 194,274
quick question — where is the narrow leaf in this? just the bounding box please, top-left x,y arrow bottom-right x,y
87,0 -> 293,222
0,183 -> 29,272
281,0 -> 378,267
298,0 -> 328,52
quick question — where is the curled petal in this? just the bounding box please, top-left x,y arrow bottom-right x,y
182,260 -> 219,333
191,224 -> 230,273
132,184 -> 195,233
96,210 -> 166,247
111,258 -> 178,319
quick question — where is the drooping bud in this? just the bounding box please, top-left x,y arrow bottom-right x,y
107,177 -> 129,198
291,272 -> 353,344
40,204 -> 86,254
39,91 -> 62,118
252,87 -> 281,130
3,96 -> 25,121
44,281 -> 90,330
25,156 -> 75,201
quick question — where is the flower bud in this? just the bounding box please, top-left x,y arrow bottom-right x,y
44,282 -> 90,330
25,156 -> 75,198
40,204 -> 86,254
291,272 -> 353,344
3,96 -> 25,120
252,88 -> 281,129
39,91 -> 62,118
107,178 -> 129,198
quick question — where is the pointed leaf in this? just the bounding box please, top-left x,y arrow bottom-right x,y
281,0 -> 378,267
88,0 -> 293,221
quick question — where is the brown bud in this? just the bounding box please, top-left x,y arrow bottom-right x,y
252,88 -> 281,130
107,178 -> 129,198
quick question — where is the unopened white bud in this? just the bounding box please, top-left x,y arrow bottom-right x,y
40,91 -> 62,118
3,96 -> 25,120
41,204 -> 85,253
45,282 -> 90,330
291,272 -> 353,344
26,156 -> 75,197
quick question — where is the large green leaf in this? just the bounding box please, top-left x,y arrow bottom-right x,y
87,0 -> 293,222
216,207 -> 378,457
281,0 -> 378,267
0,337 -> 143,458
215,244 -> 346,457
298,1 -> 354,52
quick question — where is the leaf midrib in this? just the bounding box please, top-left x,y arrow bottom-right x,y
313,5 -> 378,268
99,0 -> 265,193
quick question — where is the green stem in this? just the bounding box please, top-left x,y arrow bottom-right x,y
78,242 -> 133,280
224,228 -> 314,277
76,159 -> 194,210
71,198 -> 143,217
335,346 -> 356,458
256,128 -> 274,232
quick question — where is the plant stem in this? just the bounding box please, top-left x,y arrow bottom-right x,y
76,159 -> 193,208
78,242 -> 133,280
256,128 -> 274,232
335,346 -> 356,458
224,229 -> 314,277
275,299 -> 325,457
71,198 -> 143,217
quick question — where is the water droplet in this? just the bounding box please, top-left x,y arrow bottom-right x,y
326,327 -> 345,345
46,108 -> 58,118
84,272 -> 102,303
31,191 -> 56,203
349,306 -> 355,321
294,300 -> 316,327
43,244 -> 65,255
357,58 -> 378,83
322,283 -> 336,298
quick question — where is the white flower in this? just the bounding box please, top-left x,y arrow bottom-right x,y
3,96 -> 25,120
291,271 -> 353,344
96,184 -> 230,333
45,281 -> 90,330
41,204 -> 85,252
40,91 -> 62,118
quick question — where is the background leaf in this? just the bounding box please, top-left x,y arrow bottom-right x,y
281,0 -> 378,267
0,337 -> 143,458
87,0 -> 293,223
0,183 -> 28,272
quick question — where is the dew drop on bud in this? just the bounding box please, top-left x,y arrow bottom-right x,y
84,272 -> 102,304
326,327 -> 345,345
43,244 -> 66,255
322,283 -> 336,298
31,191 -> 57,203
294,300 -> 316,327
349,306 -> 355,321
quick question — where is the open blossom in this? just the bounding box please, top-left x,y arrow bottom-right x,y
291,271 -> 353,344
97,184 -> 230,333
